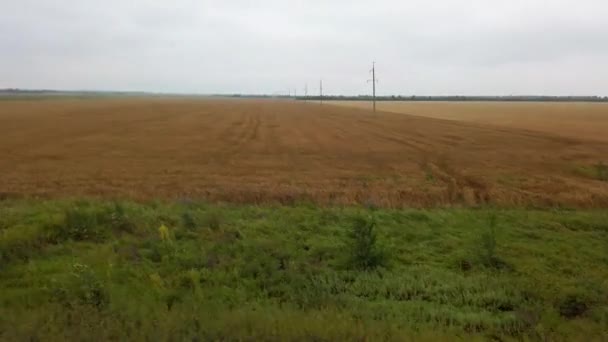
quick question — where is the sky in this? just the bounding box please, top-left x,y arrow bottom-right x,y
1,0 -> 607,96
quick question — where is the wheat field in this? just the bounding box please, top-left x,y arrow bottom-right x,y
1,98 -> 607,207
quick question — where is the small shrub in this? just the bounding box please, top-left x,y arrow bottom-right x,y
106,202 -> 137,234
347,214 -> 387,270
66,207 -> 99,240
476,213 -> 509,270
164,291 -> 182,311
181,211 -> 197,231
49,263 -> 109,310
50,206 -> 105,242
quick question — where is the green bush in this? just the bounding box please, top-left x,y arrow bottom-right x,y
49,263 -> 109,310
181,211 -> 197,231
58,206 -> 103,241
104,202 -> 137,234
347,214 -> 387,270
49,203 -> 136,242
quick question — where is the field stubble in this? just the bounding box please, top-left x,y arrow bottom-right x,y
1,98 -> 608,207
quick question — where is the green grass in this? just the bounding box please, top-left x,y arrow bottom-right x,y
1,199 -> 607,340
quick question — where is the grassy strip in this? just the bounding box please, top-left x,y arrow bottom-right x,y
1,199 -> 607,340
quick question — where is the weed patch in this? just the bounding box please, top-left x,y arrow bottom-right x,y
47,204 -> 113,243
1,200 -> 607,340
48,263 -> 109,310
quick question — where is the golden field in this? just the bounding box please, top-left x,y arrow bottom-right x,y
1,97 -> 607,207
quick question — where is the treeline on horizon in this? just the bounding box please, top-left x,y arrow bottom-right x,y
228,93 -> 608,102
298,95 -> 608,102
0,89 -> 151,97
2,89 -> 607,102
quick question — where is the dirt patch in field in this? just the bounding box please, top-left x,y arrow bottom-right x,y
1,98 -> 607,207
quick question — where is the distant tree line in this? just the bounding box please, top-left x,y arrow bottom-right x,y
3,89 -> 607,102
0,89 -> 152,97
224,93 -> 608,102
298,95 -> 608,103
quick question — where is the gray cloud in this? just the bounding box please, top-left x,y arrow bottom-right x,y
1,0 -> 607,95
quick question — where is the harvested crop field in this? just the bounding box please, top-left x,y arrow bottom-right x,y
1,98 -> 608,207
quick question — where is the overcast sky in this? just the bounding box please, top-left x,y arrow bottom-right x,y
2,0 -> 607,95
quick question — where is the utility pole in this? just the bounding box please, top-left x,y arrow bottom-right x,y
368,62 -> 378,112
320,79 -> 323,105
304,83 -> 308,103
